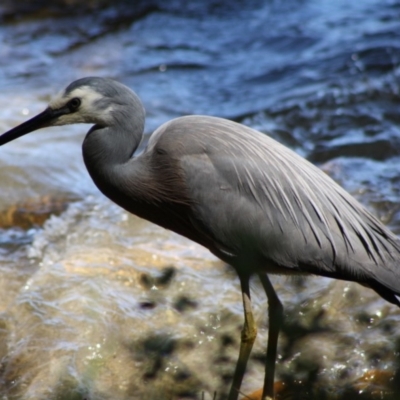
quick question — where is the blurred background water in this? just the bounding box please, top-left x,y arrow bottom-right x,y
0,0 -> 400,399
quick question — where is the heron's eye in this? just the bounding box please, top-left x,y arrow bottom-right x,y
68,98 -> 81,111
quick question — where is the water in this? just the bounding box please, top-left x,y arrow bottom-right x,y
0,1 -> 400,398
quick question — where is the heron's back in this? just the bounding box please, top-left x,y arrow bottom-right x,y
147,116 -> 400,303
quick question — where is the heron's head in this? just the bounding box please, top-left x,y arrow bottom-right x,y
0,77 -> 144,146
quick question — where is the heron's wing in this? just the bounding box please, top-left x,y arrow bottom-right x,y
172,116 -> 400,294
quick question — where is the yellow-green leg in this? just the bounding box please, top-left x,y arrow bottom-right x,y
227,274 -> 257,400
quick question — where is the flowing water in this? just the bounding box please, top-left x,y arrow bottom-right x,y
0,1 -> 400,399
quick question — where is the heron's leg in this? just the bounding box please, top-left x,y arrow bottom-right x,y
227,274 -> 257,400
258,274 -> 283,400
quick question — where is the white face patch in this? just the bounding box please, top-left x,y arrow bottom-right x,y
49,86 -> 103,109
48,86 -> 114,126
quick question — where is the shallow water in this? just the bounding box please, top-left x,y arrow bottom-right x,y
0,1 -> 400,399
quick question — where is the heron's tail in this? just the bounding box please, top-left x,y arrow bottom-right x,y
369,280 -> 400,307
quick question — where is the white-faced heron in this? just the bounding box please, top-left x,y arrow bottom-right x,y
1,77 -> 399,400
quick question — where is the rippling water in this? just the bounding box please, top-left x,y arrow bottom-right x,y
0,1 -> 400,399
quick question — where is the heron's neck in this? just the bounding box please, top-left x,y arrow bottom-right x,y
82,123 -> 143,192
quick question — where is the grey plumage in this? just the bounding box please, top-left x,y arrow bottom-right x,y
1,77 -> 399,400
147,115 -> 400,303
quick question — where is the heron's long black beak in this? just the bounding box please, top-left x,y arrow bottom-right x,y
0,107 -> 59,146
